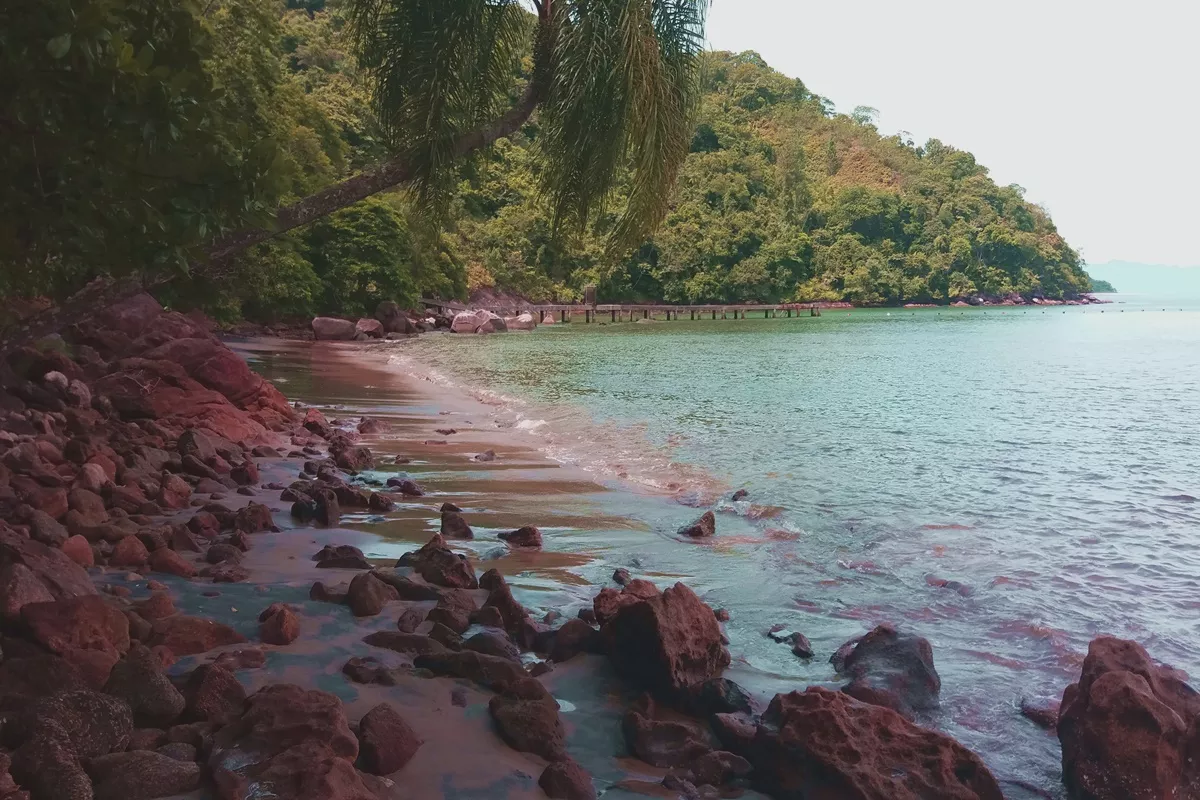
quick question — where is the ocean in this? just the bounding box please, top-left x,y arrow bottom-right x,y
381,293 -> 1200,796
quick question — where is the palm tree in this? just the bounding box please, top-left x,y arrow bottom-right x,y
7,0 -> 708,348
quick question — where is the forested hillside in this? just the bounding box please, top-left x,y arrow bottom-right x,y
3,0 -> 1095,321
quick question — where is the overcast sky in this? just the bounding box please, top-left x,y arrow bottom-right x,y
705,0 -> 1199,267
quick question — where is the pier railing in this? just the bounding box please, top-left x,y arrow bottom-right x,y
420,299 -> 823,322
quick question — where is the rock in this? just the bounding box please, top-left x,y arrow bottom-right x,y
10,721 -> 94,800
260,604 -> 300,645
311,317 -> 357,341
212,648 -> 268,672
208,684 -> 366,800
204,563 -> 251,583
398,534 -> 477,588
488,677 -> 568,761
26,508 -> 69,546
427,605 -> 470,634
22,689 -> 134,757
413,651 -> 528,691
302,408 -> 333,438
539,759 -> 596,800
730,489 -> 749,502
363,632 -> 448,658
498,525 -> 542,548
623,695 -> 715,767
613,567 -> 632,586
332,443 -> 373,472
681,749 -> 753,787
385,477 -> 424,496
375,301 -> 417,335
729,687 -> 1002,800
0,562 -> 55,621
357,702 -> 422,775
104,644 -> 186,727
148,547 -> 196,578
0,653 -> 87,712
156,741 -> 199,761
440,509 -> 473,539
679,511 -> 715,538
450,310 -> 507,334
111,535 -> 150,568
149,615 -> 246,656
472,606 -> 506,629
1020,698 -> 1060,731
367,492 -> 393,511
358,417 -> 384,434
551,618 -> 600,663
347,572 -> 399,617
23,595 -> 130,687
602,582 -> 730,699
465,630 -> 521,661
508,312 -> 538,332
0,527 -> 97,599
229,460 -> 259,486
473,449 -> 496,462
355,318 -> 384,339
157,473 -> 192,510
129,728 -> 169,750
593,579 -> 660,625
185,663 -> 246,724
342,656 -> 402,686
206,542 -> 243,565
310,580 -> 348,604
1059,636 -> 1200,800
232,502 -> 273,533
313,543 -> 371,570
833,624 -> 940,716
86,750 -> 201,800
480,569 -> 527,634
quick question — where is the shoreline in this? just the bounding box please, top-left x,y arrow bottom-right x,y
0,292 -> 1185,800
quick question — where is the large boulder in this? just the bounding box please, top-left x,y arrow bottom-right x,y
22,595 -> 131,687
86,750 -> 202,800
601,582 -> 730,700
450,309 -> 508,334
375,301 -> 417,335
487,677 -> 568,761
505,312 -> 538,332
1059,636 -> 1200,800
312,317 -> 357,341
149,615 -> 247,656
104,644 -> 186,727
354,318 -> 384,339
208,683 -> 371,800
357,702 -> 422,775
727,687 -> 1002,800
0,527 -> 96,600
832,624 -> 941,716
397,534 -> 478,589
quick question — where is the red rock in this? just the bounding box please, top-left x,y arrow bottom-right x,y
149,615 -> 246,656
342,656 -> 401,686
550,618 -> 600,663
1059,637 -> 1200,800
104,644 -> 186,727
21,688 -> 134,757
211,648 -> 267,672
733,687 -> 1002,800
187,511 -> 222,539
332,443 -> 373,472
129,727 -> 169,750
498,525 -> 543,548
148,547 -> 196,578
136,591 -> 175,620
313,543 -> 371,569
593,578 -> 659,625
233,502 -> 273,533
22,595 -> 130,687
602,582 -> 730,699
834,624 -> 940,716
363,632 -> 448,658
0,653 -> 87,712
310,580 -> 348,604
158,473 -> 192,509
540,760 -> 596,800
230,460 -> 259,486
414,650 -> 528,691
681,749 -> 753,786
86,750 -> 202,800
110,534 -> 150,568
480,569 -> 525,633
302,408 -> 333,438
623,694 -> 714,767
0,562 -> 55,620
346,572 -> 398,617
488,677 -> 568,761
209,684 -> 367,800
260,604 -> 300,645
185,664 -> 246,724
399,534 -> 478,589
357,702 -> 422,775
26,486 -> 68,519
678,511 -> 715,538
0,527 -> 96,598
440,509 -> 473,539
1020,698 -> 1060,731
69,486 -> 108,517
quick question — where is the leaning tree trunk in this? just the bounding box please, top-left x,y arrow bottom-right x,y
1,2 -> 555,354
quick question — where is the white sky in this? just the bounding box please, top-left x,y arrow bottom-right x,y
705,0 -> 1200,267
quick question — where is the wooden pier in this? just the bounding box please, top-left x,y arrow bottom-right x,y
420,299 -> 823,323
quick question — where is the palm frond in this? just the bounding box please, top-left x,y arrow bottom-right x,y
539,0 -> 708,256
345,0 -> 528,209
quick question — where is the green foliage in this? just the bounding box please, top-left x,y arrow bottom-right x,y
0,0 -> 289,298
1089,278 -> 1116,293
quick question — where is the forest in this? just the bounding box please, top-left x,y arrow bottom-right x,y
2,0 -> 1102,323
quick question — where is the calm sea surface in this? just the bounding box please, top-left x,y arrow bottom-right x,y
382,293 -> 1200,796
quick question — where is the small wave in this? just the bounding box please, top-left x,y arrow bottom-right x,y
382,348 -> 728,500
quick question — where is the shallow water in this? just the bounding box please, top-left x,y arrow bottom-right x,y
239,294 -> 1200,798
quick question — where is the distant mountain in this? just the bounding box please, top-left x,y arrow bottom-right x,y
1085,261 -> 1200,297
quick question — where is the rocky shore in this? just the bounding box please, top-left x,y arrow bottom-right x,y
0,292 -> 1188,800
